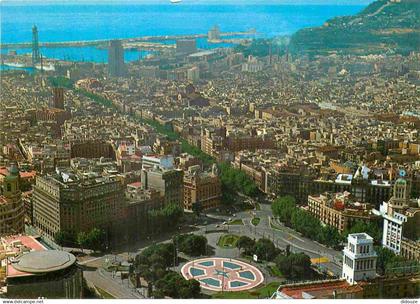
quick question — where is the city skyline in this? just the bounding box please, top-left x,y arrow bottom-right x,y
0,0 -> 418,301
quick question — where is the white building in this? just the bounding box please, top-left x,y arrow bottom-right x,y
242,56 -> 263,73
187,66 -> 200,83
142,155 -> 174,170
342,233 -> 377,285
374,201 -> 407,254
372,177 -> 412,255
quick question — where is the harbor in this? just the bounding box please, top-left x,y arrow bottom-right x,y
0,29 -> 256,50
0,27 -> 256,69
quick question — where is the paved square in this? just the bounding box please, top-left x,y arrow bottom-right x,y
181,257 -> 264,292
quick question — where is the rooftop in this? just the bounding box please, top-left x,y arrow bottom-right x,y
188,50 -> 217,58
275,279 -> 355,299
348,232 -> 374,243
1,235 -> 48,278
11,250 -> 76,275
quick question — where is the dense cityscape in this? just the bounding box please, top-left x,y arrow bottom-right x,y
0,0 -> 419,301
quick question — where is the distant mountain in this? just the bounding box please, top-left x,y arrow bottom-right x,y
290,0 -> 420,55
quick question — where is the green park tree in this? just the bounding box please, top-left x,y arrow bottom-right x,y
271,195 -> 296,226
275,252 -> 313,280
176,234 -> 207,257
236,236 -> 256,256
154,271 -> 201,298
254,238 -> 277,261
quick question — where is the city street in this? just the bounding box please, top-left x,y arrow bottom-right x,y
81,200 -> 344,298
82,255 -> 143,299
200,202 -> 343,276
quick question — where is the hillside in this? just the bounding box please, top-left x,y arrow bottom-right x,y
290,0 -> 420,55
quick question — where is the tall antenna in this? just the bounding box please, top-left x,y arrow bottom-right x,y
32,25 -> 40,65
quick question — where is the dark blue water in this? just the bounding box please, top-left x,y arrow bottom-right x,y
1,3 -> 365,62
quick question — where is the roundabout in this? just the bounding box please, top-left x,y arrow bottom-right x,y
181,257 -> 264,292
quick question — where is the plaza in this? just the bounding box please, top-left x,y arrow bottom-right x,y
181,257 -> 264,292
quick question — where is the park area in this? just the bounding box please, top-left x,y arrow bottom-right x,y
217,234 -> 239,248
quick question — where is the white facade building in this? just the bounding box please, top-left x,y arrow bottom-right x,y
142,155 -> 174,170
342,233 -> 377,285
374,201 -> 407,254
372,177 -> 411,255
242,56 -> 263,73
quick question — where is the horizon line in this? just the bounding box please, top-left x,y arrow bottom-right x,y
0,0 -> 374,5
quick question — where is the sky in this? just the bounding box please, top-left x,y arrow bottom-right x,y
1,0 -> 375,4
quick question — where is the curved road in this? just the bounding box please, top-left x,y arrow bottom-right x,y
201,203 -> 343,276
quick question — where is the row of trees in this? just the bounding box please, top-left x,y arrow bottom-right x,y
271,197 -> 414,277
66,74 -> 260,204
148,203 -> 184,234
236,236 -> 314,280
272,196 -> 383,248
375,246 -> 408,275
237,237 -> 279,261
55,228 -> 107,252
48,76 -> 114,109
135,243 -> 175,283
134,235 -> 207,298
343,221 -> 382,244
219,162 -> 259,198
48,76 -> 74,89
275,252 -> 313,280
173,234 -> 207,257
272,196 -> 343,248
67,75 -> 258,199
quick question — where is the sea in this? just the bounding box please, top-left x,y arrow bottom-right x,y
1,3 -> 365,64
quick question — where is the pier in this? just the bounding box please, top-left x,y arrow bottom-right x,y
0,29 -> 256,51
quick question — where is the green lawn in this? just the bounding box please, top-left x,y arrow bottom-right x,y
96,287 -> 115,299
213,281 -> 280,299
251,217 -> 260,226
217,234 -> 240,248
228,219 -> 244,225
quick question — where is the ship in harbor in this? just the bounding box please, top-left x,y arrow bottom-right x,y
2,61 -> 55,71
2,62 -> 26,68
170,0 -> 182,3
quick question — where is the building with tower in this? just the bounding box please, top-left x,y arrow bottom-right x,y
52,87 -> 64,109
342,233 -> 377,285
273,232 -> 419,299
108,40 -> 125,77
32,25 -> 40,66
0,164 -> 25,235
373,174 -> 420,260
